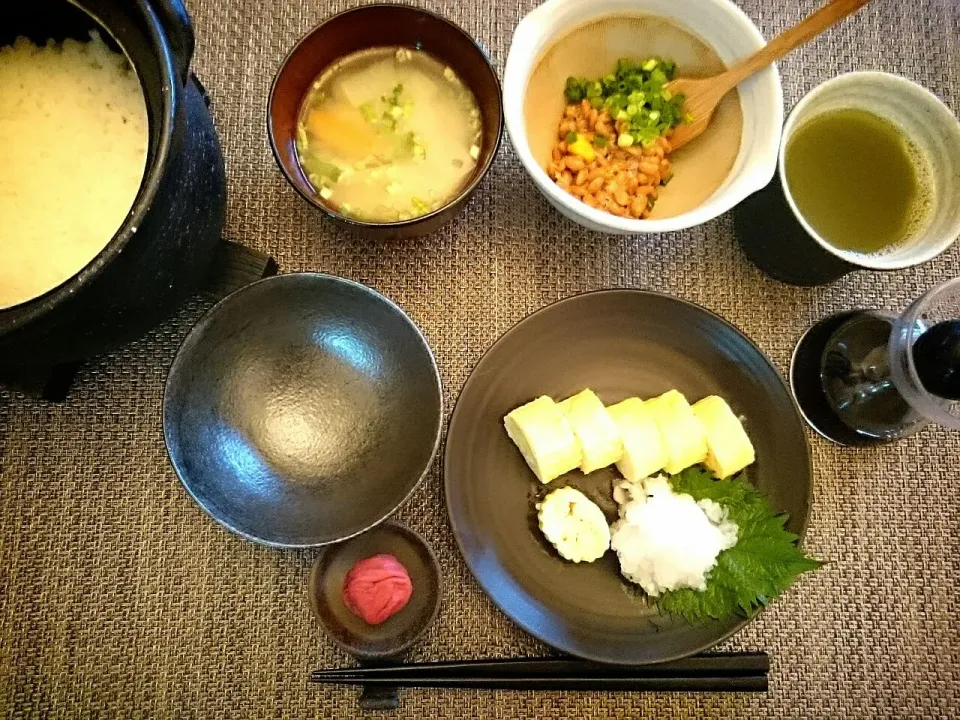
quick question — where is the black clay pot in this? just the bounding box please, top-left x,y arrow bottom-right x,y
0,0 -> 227,371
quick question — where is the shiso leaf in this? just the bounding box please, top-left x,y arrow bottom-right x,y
655,467 -> 822,622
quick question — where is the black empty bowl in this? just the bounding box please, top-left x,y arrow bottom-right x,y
163,273 -> 443,547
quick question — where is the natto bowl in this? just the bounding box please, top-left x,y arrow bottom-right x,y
268,4 -> 504,240
503,0 -> 783,234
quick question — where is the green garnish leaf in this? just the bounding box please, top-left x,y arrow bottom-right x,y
563,57 -> 687,144
301,156 -> 341,184
359,102 -> 377,124
411,196 -> 430,216
616,58 -> 638,76
400,131 -> 426,160
565,131 -> 578,144
564,77 -> 588,103
655,468 -> 822,623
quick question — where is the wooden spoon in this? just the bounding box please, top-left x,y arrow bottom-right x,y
666,0 -> 872,150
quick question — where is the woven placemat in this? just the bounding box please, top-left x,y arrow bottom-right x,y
2,0 -> 959,716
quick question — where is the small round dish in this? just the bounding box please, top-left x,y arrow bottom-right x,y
268,4 -> 504,240
309,522 -> 442,659
163,273 -> 443,548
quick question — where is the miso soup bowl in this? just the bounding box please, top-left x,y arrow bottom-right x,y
269,4 -> 503,240
503,0 -> 784,235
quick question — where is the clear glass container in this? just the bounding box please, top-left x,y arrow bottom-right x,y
790,278 -> 960,445
888,276 -> 960,431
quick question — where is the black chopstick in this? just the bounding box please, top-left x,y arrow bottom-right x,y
310,674 -> 767,691
309,653 -> 769,692
312,653 -> 769,678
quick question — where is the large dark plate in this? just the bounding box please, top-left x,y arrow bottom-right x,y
444,290 -> 812,665
164,273 -> 442,548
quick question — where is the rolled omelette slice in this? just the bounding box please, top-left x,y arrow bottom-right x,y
537,486 -> 610,563
606,397 -> 668,481
558,389 -> 624,474
504,396 -> 582,484
691,395 -> 756,479
644,389 -> 708,475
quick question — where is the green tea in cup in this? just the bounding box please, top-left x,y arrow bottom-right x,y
784,107 -> 933,255
761,72 -> 960,279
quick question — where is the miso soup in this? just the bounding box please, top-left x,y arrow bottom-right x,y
296,47 -> 483,222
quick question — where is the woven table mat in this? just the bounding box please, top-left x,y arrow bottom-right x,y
2,0 -> 959,717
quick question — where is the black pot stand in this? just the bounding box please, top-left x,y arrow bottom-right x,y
0,240 -> 278,402
205,241 -> 280,305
